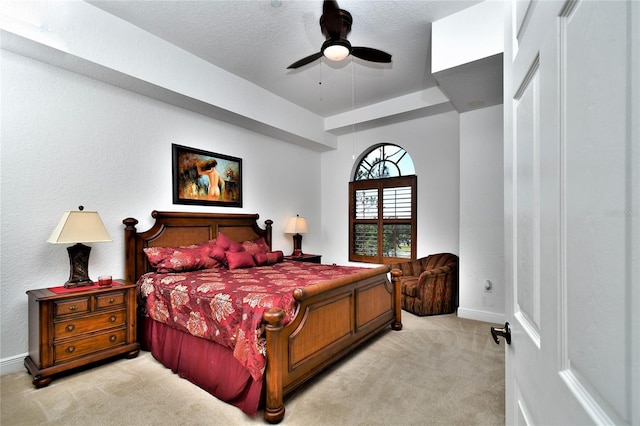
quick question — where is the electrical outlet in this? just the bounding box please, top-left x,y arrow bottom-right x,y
484,279 -> 492,293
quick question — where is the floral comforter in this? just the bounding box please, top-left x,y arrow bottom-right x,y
137,261 -> 369,380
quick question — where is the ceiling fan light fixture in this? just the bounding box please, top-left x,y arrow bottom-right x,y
287,2 -> 391,70
322,39 -> 351,61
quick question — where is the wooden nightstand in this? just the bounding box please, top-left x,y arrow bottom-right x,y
24,281 -> 140,388
284,254 -> 322,264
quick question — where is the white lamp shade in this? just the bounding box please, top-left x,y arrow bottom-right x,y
323,44 -> 350,61
284,215 -> 309,234
47,210 -> 112,244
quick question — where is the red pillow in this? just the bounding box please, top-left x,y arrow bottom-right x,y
254,251 -> 284,266
241,237 -> 270,256
210,244 -> 229,265
226,250 -> 256,270
144,240 -> 220,273
216,232 -> 244,252
209,232 -> 244,266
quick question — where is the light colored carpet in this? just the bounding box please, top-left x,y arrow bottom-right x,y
1,313 -> 504,425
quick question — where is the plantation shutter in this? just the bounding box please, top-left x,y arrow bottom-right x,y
349,175 -> 416,263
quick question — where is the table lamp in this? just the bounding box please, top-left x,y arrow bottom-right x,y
284,214 -> 309,256
47,206 -> 112,288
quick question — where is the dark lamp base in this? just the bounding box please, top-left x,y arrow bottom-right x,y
64,279 -> 94,289
291,233 -> 304,256
64,243 -> 94,289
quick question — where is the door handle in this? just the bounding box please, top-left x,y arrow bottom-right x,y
491,322 -> 511,345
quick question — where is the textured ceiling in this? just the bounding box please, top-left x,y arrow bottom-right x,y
88,0 -> 483,117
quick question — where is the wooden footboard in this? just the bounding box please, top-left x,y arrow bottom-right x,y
263,266 -> 402,423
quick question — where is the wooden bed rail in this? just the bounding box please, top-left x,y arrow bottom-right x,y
292,265 -> 391,301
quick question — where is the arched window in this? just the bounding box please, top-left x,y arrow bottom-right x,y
349,144 -> 417,264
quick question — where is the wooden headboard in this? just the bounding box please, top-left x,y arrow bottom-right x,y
122,211 -> 273,282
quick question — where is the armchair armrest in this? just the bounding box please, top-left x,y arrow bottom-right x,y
419,264 -> 454,278
416,264 -> 456,294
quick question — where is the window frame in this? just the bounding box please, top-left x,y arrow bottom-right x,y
349,174 -> 417,264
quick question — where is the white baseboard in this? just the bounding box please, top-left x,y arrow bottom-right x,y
458,307 -> 505,325
1,353 -> 27,375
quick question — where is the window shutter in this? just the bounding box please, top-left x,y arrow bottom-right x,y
382,186 -> 412,219
353,224 -> 378,256
354,189 -> 379,219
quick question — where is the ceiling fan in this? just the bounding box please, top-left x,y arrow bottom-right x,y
287,0 -> 392,69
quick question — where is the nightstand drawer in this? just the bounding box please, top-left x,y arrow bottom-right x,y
95,291 -> 125,309
54,328 -> 126,363
54,310 -> 126,339
54,297 -> 90,317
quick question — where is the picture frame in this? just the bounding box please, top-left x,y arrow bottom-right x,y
172,144 -> 242,207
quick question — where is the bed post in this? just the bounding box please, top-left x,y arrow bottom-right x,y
264,219 -> 273,250
263,307 -> 286,424
122,217 -> 139,283
390,269 -> 403,331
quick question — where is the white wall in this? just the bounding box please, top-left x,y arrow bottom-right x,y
320,111 -> 461,266
0,51 -> 322,368
458,105 -> 505,323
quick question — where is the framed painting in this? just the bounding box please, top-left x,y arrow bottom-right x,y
172,144 -> 242,207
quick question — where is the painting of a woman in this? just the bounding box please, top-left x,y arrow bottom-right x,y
172,144 -> 242,207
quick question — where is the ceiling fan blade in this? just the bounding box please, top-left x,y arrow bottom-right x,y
287,52 -> 323,69
351,47 -> 392,63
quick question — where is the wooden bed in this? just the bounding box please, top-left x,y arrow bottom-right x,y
123,211 -> 402,423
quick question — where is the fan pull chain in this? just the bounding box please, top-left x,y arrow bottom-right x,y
352,59 -> 356,160
319,61 -> 323,102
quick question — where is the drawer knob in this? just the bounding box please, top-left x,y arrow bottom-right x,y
108,298 -> 115,304
66,346 -> 75,353
66,324 -> 75,332
68,305 -> 77,311
109,316 -> 117,322
109,335 -> 117,342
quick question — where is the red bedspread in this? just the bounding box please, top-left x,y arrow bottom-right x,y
137,261 -> 370,380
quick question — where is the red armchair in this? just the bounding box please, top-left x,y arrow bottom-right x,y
390,253 -> 459,316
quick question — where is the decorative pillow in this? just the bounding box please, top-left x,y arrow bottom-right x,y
241,237 -> 270,256
144,240 -> 220,273
209,232 -> 245,265
209,244 -> 230,265
254,250 -> 284,266
216,232 -> 244,252
226,250 -> 256,270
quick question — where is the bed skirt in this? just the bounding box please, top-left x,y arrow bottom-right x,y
142,317 -> 264,415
